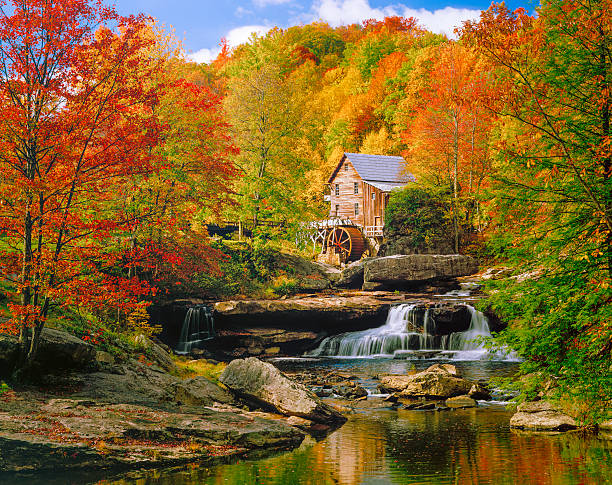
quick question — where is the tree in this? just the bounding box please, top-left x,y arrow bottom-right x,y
0,0 -> 161,373
463,1 -> 611,276
399,42 -> 494,252
462,1 -> 612,422
223,62 -> 305,227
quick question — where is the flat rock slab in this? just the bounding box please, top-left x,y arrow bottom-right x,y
510,401 -> 577,431
0,397 -> 304,473
220,358 -> 346,426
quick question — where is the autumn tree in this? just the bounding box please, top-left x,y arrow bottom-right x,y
0,0 -> 163,373
399,42 -> 494,251
463,1 -> 611,422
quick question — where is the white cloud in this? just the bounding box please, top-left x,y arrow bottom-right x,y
311,0 -> 481,38
190,47 -> 220,64
226,25 -> 271,47
189,25 -> 271,64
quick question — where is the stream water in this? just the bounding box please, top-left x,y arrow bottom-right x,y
94,357 -> 611,485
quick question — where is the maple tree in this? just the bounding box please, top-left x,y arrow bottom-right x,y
0,1 -> 165,372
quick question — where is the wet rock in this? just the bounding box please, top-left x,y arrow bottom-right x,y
446,395 -> 478,408
426,364 -> 458,376
172,376 -> 236,407
510,401 -> 577,431
480,267 -> 513,280
334,383 -> 368,400
25,328 -> 97,374
363,254 -> 479,289
378,365 -> 473,399
403,401 -> 437,410
468,384 -> 491,401
424,305 -> 472,335
219,358 -> 347,425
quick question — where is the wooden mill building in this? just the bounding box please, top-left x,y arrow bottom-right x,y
327,153 -> 414,237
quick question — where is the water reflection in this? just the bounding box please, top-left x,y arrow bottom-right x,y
99,408 -> 611,485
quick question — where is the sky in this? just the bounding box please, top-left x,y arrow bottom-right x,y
112,0 -> 536,63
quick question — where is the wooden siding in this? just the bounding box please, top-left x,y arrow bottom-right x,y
329,159 -> 389,227
329,160 -> 365,226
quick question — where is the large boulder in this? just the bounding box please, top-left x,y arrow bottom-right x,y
219,357 -> 347,425
378,364 -> 473,399
35,328 -> 96,372
335,259 -> 372,288
510,401 -> 577,431
1,328 -> 96,376
363,255 -> 479,289
172,376 -> 235,407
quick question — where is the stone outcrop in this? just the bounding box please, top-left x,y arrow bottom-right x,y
0,328 -> 96,376
335,259 -> 372,288
446,395 -> 478,408
214,293 -> 405,331
378,364 -> 476,399
0,398 -> 304,473
363,255 -> 478,289
220,358 -> 347,425
172,376 -> 236,407
510,401 -> 577,431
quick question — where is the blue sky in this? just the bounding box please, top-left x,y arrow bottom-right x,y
112,0 -> 537,62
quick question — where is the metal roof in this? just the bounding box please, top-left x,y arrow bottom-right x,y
363,181 -> 408,192
328,152 -> 415,184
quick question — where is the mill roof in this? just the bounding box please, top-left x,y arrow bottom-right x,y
328,153 -> 414,188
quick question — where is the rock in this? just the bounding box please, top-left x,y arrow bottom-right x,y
446,395 -> 478,408
599,420 -> 612,431
274,252 -> 339,291
425,364 -> 459,376
403,401 -> 437,410
219,358 -> 347,425
425,305 -> 472,335
335,259 -> 371,288
479,267 -> 513,280
510,401 -> 577,431
95,351 -> 115,365
265,347 -> 281,355
0,398 -> 305,473
334,384 -> 368,400
0,333 -> 18,377
378,366 -> 473,399
133,334 -> 177,373
468,384 -> 491,401
214,294 -> 402,332
286,416 -> 313,429
363,255 -> 479,289
173,376 -> 235,407
33,328 -> 96,372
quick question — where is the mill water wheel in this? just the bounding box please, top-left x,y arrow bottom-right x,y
326,226 -> 366,263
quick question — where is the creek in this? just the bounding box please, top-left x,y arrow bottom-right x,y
96,356 -> 611,485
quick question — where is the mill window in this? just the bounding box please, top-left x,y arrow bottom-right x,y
372,192 -> 376,200
354,203 -> 359,216
335,204 -> 339,216
354,182 -> 359,194
345,163 -> 349,171
335,184 -> 339,196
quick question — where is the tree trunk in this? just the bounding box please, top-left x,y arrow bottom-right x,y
452,114 -> 460,253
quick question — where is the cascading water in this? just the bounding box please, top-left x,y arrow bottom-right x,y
175,305 -> 215,354
309,303 -> 506,360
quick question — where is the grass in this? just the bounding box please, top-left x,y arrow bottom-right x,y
173,357 -> 227,383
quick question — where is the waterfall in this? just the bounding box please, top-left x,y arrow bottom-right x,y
175,305 -> 215,354
309,303 -> 505,360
